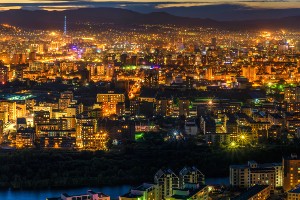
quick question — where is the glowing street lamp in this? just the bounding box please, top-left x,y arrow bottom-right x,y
230,141 -> 236,148
240,134 -> 247,147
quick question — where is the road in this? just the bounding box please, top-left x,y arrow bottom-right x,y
3,122 -> 16,134
1,122 -> 16,144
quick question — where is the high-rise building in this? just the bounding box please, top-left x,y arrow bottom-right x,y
205,67 -> 213,80
0,120 -> 3,136
0,111 -> 8,124
67,103 -> 83,117
154,169 -> 179,199
144,69 -> 159,88
0,101 -> 17,122
230,160 -> 283,190
242,66 -> 257,82
59,98 -> 71,111
156,97 -> 173,116
265,65 -> 272,74
283,154 -> 300,191
79,126 -> 108,150
33,110 -> 51,125
76,117 -> 97,146
179,166 -> 205,189
130,100 -> 139,115
0,65 -> 8,84
178,98 -> 190,117
81,124 -> 95,147
97,91 -> 125,116
64,16 -> 67,36
12,53 -> 26,64
33,105 -> 53,118
15,128 -> 35,148
284,86 -> 300,103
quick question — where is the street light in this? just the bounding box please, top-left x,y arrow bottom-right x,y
240,134 -> 246,147
230,141 -> 236,148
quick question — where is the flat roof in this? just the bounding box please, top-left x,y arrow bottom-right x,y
134,183 -> 155,191
120,192 -> 143,198
171,185 -> 207,199
289,187 -> 300,194
231,185 -> 269,200
250,168 -> 275,172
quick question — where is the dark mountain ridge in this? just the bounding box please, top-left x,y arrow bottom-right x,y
0,7 -> 299,30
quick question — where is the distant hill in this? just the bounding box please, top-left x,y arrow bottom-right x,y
0,8 -> 299,30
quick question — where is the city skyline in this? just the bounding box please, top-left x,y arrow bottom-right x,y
1,1 -> 300,199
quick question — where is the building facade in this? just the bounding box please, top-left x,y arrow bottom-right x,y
230,161 -> 282,190
283,154 -> 300,191
154,169 -> 179,199
119,183 -> 160,200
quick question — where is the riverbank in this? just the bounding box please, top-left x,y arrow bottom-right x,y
0,143 -> 298,190
0,177 -> 229,200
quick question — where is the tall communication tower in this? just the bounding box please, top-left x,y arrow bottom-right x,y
64,16 -> 67,36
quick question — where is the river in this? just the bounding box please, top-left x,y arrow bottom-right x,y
0,177 -> 229,200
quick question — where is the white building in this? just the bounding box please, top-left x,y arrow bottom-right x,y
154,169 -> 179,199
230,161 -> 283,190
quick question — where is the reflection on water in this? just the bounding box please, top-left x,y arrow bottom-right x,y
205,177 -> 229,185
0,185 -> 131,200
0,177 -> 229,200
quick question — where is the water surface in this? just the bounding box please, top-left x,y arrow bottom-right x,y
0,177 -> 229,200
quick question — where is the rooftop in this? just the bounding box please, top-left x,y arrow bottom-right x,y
134,183 -> 156,191
120,192 -> 143,198
170,185 -> 207,199
231,185 -> 269,200
289,187 -> 300,194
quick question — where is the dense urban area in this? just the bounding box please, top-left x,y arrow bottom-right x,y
1,19 -> 300,200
